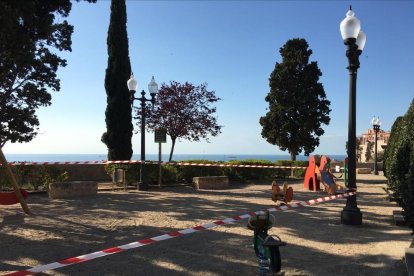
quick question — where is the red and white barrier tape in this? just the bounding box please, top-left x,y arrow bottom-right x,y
3,160 -> 306,169
4,191 -> 356,276
167,162 -> 305,169
7,161 -> 104,166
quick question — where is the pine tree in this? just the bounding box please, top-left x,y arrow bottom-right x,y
0,0 -> 95,148
260,38 -> 331,161
101,0 -> 133,161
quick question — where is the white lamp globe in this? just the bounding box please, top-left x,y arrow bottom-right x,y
127,74 -> 138,91
340,8 -> 361,41
356,30 -> 367,51
148,76 -> 158,94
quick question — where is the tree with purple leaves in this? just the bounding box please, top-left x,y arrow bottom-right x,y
135,81 -> 222,161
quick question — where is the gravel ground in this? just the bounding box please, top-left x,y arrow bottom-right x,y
0,176 -> 411,276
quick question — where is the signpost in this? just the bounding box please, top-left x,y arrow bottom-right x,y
154,129 -> 167,187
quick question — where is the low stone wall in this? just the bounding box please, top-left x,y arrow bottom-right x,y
357,168 -> 372,174
357,162 -> 384,171
406,248 -> 414,276
49,181 -> 98,199
193,176 -> 229,190
61,165 -> 111,182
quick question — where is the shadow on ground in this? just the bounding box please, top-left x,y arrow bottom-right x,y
0,180 -> 410,276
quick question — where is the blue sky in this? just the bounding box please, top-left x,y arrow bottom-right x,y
3,1 -> 414,157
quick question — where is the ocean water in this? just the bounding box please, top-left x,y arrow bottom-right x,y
4,153 -> 347,163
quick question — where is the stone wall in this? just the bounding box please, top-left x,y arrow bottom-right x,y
55,164 -> 111,182
49,181 -> 98,199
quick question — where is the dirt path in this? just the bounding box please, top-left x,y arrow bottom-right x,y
0,179 -> 411,275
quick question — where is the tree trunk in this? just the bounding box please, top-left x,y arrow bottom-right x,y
169,137 -> 176,162
0,148 -> 31,215
289,152 -> 296,177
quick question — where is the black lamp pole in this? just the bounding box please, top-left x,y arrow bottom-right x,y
372,118 -> 381,175
340,7 -> 365,225
129,75 -> 157,191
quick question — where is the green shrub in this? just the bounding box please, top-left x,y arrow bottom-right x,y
274,160 -> 307,178
38,165 -> 69,191
104,159 -> 308,185
173,160 -> 224,183
161,165 -> 179,183
384,117 -> 405,205
0,164 -> 68,191
384,116 -> 404,178
225,160 -> 276,181
385,99 -> 414,230
104,163 -> 179,185
292,160 -> 308,178
171,159 -> 305,182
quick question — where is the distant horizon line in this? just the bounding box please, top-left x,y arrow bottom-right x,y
4,153 -> 347,156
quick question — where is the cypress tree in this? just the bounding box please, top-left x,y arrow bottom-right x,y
365,141 -> 373,162
101,0 -> 133,161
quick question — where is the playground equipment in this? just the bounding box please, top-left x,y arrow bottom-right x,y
247,211 -> 287,274
0,149 -> 30,213
0,189 -> 28,205
304,155 -> 346,195
271,181 -> 293,204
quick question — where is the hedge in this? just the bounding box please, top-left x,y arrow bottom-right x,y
0,165 -> 68,191
384,99 -> 414,230
104,159 -> 308,185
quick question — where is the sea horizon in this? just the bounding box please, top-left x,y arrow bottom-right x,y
3,153 -> 347,163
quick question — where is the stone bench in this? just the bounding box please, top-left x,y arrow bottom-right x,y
193,176 -> 229,190
405,248 -> 414,276
393,210 -> 408,226
49,181 -> 98,199
357,168 -> 372,174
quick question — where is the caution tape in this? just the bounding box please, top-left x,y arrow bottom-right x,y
167,162 -> 306,169
7,161 -> 104,166
4,191 -> 356,276
3,160 -> 306,170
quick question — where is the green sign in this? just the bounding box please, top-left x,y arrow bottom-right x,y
155,129 -> 167,143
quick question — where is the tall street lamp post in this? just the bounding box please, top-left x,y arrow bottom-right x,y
371,116 -> 381,175
340,6 -> 366,225
128,74 -> 158,191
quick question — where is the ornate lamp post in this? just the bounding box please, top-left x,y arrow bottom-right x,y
128,74 -> 158,191
371,116 -> 381,175
340,6 -> 366,225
